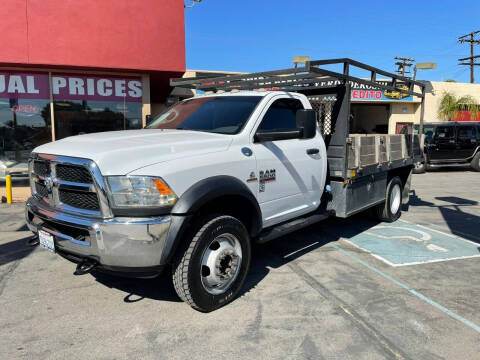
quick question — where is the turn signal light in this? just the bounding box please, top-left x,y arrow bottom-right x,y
153,179 -> 173,195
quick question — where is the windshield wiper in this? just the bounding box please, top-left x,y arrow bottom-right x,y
175,127 -> 213,133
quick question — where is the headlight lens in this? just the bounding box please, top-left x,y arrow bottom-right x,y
106,176 -> 177,207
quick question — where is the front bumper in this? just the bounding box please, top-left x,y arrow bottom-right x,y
25,196 -> 171,275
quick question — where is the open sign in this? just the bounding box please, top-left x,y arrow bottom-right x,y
11,104 -> 38,113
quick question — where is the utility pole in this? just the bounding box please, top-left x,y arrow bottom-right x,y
394,57 -> 415,77
458,30 -> 480,83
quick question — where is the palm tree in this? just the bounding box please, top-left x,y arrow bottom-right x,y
438,91 -> 478,120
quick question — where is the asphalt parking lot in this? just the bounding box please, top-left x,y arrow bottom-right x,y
1,170 -> 479,360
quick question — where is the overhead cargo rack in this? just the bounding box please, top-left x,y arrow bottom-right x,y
170,58 -> 426,99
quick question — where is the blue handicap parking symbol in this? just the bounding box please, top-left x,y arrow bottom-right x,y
340,220 -> 480,266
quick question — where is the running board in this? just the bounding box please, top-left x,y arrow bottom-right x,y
256,213 -> 329,244
428,162 -> 470,168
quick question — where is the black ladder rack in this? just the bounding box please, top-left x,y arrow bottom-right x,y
170,58 -> 425,99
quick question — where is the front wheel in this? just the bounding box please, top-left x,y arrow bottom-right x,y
375,176 -> 403,222
172,215 -> 251,312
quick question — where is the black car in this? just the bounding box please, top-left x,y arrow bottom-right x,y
413,122 -> 480,172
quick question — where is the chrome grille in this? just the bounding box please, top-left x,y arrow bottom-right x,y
35,182 -> 48,198
29,154 -> 110,217
56,164 -> 93,183
33,160 -> 48,177
59,189 -> 100,210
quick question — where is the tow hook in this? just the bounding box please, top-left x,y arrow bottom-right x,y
74,260 -> 98,275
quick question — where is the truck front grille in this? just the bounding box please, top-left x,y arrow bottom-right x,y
59,189 -> 100,211
33,161 -> 48,177
56,164 -> 93,183
35,182 -> 48,198
30,155 -> 105,216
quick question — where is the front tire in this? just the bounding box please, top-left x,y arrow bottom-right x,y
471,152 -> 480,172
172,215 -> 251,312
375,176 -> 403,222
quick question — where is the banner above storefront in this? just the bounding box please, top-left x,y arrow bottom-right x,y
315,79 -> 413,102
0,73 -> 49,99
0,72 -> 142,102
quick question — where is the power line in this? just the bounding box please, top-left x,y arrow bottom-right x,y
458,30 -> 480,83
393,57 -> 415,77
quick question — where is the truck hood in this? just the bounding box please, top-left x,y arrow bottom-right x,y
33,129 -> 233,175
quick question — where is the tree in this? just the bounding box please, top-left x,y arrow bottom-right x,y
438,91 -> 478,120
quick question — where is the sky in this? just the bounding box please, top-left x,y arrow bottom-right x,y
185,0 -> 480,83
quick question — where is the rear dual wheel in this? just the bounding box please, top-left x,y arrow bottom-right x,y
375,176 -> 403,222
172,215 -> 251,312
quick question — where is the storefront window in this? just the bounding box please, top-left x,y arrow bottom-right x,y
52,74 -> 143,140
1,73 -> 52,192
54,100 -> 142,140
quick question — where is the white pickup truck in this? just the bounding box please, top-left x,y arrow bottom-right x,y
25,59 -> 425,311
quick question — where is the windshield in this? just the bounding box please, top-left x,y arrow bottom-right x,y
146,96 -> 263,134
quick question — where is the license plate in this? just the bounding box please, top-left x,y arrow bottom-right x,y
39,230 -> 55,253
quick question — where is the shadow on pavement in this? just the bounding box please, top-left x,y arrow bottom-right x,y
0,236 -> 37,266
92,269 -> 182,303
409,190 -> 480,244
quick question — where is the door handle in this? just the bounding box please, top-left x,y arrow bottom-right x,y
307,148 -> 319,155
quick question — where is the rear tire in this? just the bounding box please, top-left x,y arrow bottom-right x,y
172,214 -> 251,312
375,176 -> 402,222
471,152 -> 480,172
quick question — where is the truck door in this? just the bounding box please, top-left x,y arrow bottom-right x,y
251,97 -> 325,227
456,125 -> 477,159
430,125 -> 456,161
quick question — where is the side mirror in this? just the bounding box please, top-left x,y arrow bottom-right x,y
296,109 -> 316,139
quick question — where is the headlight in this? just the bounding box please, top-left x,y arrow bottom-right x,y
106,176 -> 177,208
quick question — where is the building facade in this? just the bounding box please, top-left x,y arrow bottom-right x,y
349,80 -> 480,135
0,0 -> 185,165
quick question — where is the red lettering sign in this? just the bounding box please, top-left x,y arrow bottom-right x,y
12,104 -> 38,113
350,89 -> 384,101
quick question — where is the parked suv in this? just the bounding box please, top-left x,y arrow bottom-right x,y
414,122 -> 480,171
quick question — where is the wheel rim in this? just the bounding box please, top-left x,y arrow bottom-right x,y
414,161 -> 423,169
390,184 -> 401,215
200,233 -> 242,295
